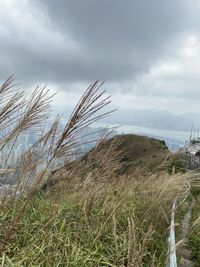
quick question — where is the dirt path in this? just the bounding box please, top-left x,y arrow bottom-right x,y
179,196 -> 196,267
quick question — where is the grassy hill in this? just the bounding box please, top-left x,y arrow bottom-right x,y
46,134 -> 169,190
0,133 -> 194,267
0,78 -> 198,267
84,134 -> 169,174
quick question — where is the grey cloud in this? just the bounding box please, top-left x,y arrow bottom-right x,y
34,0 -> 193,82
0,0 -> 197,86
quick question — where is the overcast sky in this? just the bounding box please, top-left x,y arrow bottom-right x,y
1,0 -> 200,114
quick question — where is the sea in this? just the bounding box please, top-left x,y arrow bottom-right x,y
93,122 -> 191,152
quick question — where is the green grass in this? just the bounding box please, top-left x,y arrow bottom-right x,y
0,77 -> 182,266
188,185 -> 200,266
0,183 -> 169,267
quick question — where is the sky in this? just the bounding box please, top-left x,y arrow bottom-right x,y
1,0 -> 200,114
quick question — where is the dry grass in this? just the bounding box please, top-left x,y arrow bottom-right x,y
0,167 -> 191,266
0,77 -> 112,193
0,77 -> 114,248
0,77 -> 196,266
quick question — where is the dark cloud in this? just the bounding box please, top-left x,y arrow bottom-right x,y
0,0 -> 197,85
1,0 -> 200,116
34,0 -> 195,82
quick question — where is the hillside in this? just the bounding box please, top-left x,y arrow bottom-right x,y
81,134 -> 169,174
45,134 -> 169,190
1,133 -> 187,267
0,78 -> 198,267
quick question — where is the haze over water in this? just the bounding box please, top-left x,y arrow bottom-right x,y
94,122 -> 191,151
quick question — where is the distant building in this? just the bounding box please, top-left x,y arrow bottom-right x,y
183,126 -> 200,158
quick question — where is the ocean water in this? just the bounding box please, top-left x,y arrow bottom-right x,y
93,122 -> 191,151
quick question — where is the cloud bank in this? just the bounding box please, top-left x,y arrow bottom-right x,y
1,0 -> 200,113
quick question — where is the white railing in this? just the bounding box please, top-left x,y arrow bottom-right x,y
168,197 -> 177,267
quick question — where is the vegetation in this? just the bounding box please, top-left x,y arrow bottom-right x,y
0,77 -> 199,266
0,172 -> 189,266
188,182 -> 200,265
83,134 -> 169,174
174,175 -> 200,266
46,133 -> 169,189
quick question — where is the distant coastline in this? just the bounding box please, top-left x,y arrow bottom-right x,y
93,122 -> 189,151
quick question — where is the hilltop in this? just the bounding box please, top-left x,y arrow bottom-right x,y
81,134 -> 169,174
44,134 -> 169,190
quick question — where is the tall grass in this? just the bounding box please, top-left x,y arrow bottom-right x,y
0,77 -> 194,266
0,77 -> 112,194
0,170 -> 191,266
